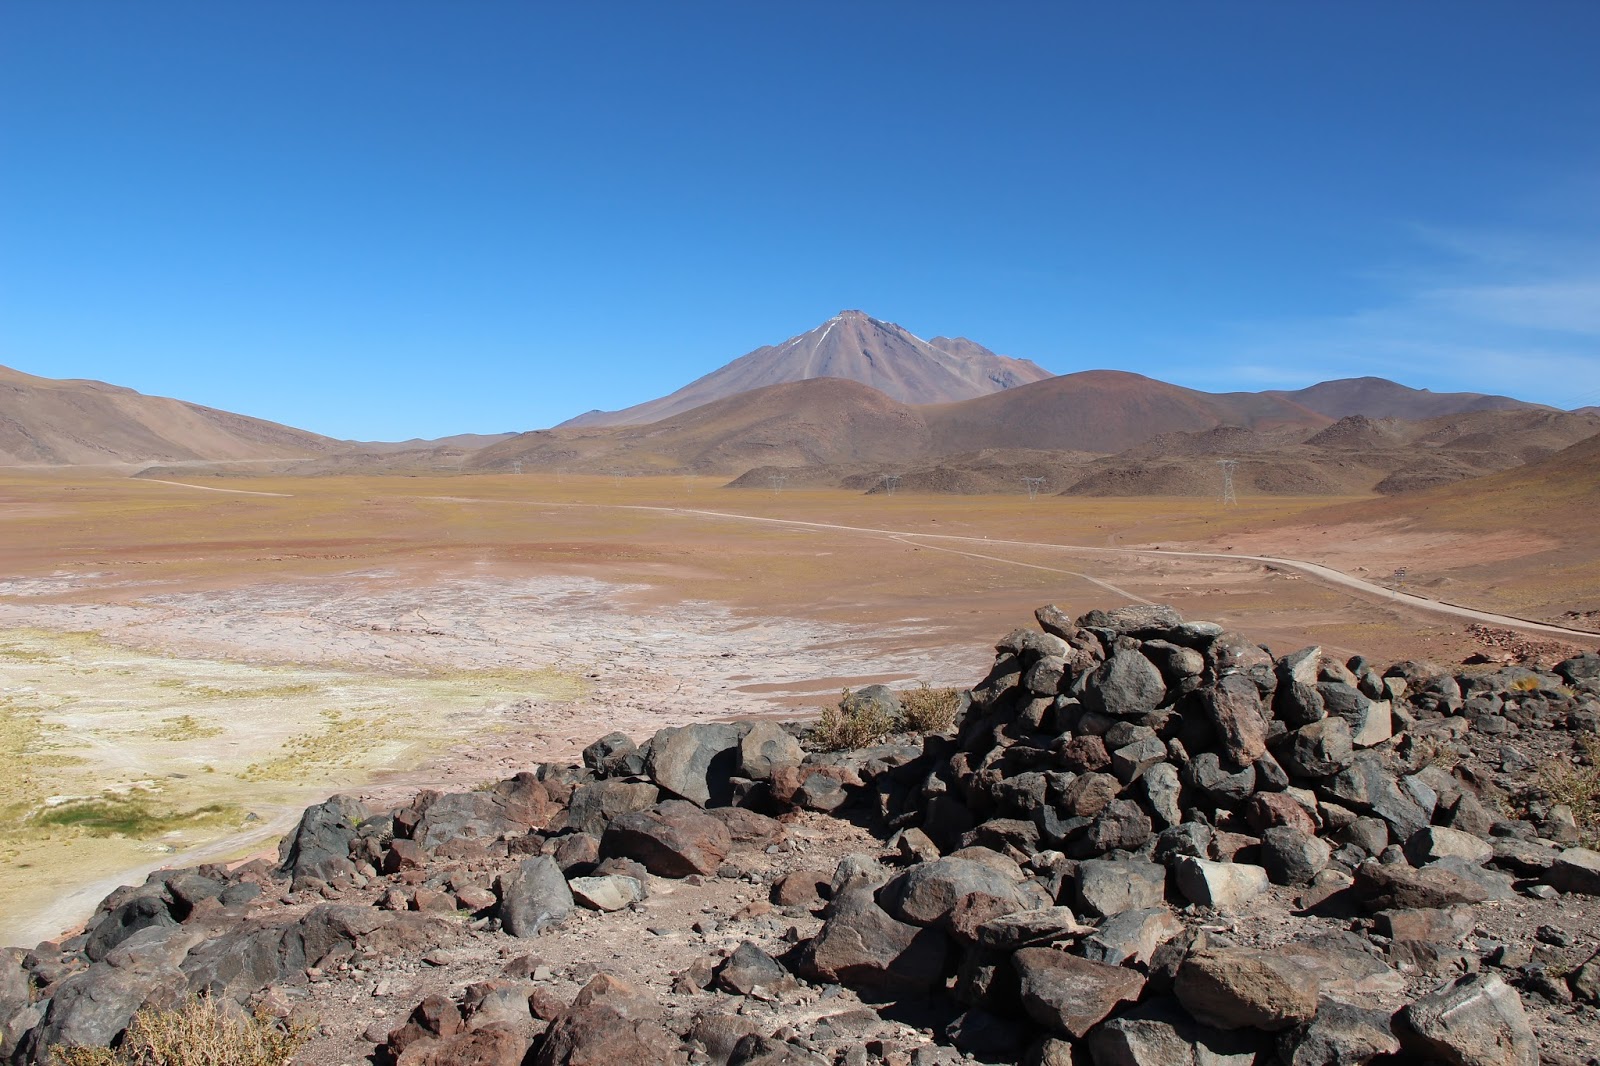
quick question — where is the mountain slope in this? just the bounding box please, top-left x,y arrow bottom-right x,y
0,364 -> 340,465
560,310 -> 1053,427
922,370 -> 1333,454
1271,377 -> 1547,420
476,377 -> 931,473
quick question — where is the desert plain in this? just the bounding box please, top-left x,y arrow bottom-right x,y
2,467 -> 1595,948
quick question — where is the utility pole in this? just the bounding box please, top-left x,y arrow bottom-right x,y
769,474 -> 788,494
1021,477 -> 1045,501
883,474 -> 901,496
1217,460 -> 1238,505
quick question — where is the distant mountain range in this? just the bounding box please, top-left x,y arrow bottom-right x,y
2,310 -> 1581,500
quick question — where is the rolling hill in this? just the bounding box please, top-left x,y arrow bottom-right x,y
0,364 -> 340,465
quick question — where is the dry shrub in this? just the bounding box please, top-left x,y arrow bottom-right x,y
814,688 -> 896,751
52,996 -> 310,1066
1540,735 -> 1600,846
899,682 -> 960,735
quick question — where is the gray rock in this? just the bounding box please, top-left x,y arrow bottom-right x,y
1175,948 -> 1320,1031
716,941 -> 793,995
797,892 -> 948,994
882,857 -> 1028,928
1173,857 -> 1270,911
1080,651 -> 1167,718
1014,947 -> 1145,1038
582,732 -> 643,776
1352,860 -> 1489,911
1142,762 -> 1183,828
1282,718 -> 1353,778
1079,907 -> 1183,966
496,856 -> 574,937
738,721 -> 803,781
974,907 -> 1091,950
567,875 -> 644,912
600,800 -> 732,877
277,793 -> 367,885
1075,859 -> 1166,919
1203,675 -> 1270,768
1348,700 -> 1394,748
1405,827 -> 1493,867
412,776 -> 550,849
566,780 -> 661,838
1321,752 -> 1430,840
1075,605 -> 1183,635
647,722 -> 750,807
1111,737 -> 1168,783
1261,826 -> 1331,886
24,959 -> 187,1058
84,895 -> 176,963
1184,753 -> 1256,804
1398,972 -> 1537,1066
1545,846 -> 1600,895
1088,997 -> 1260,1066
1278,1002 -> 1400,1066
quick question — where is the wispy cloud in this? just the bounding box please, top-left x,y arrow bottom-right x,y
1206,216 -> 1600,408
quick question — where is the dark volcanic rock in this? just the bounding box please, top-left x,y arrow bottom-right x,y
600,801 -> 732,877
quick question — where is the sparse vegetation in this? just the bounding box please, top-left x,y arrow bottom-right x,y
52,995 -> 310,1066
147,714 -> 225,742
31,792 -> 238,838
814,687 -> 897,750
815,682 -> 961,750
899,682 -> 961,734
1540,735 -> 1600,846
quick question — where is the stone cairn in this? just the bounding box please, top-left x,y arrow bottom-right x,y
5,604 -> 1600,1065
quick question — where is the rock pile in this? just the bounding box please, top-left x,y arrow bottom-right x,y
5,604 -> 1600,1065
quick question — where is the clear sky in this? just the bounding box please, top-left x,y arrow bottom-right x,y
3,4 -> 1598,440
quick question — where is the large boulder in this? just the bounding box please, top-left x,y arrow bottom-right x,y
600,801 -> 732,878
412,776 -> 551,849
533,974 -> 681,1066
1398,972 -> 1537,1066
882,857 -> 1028,928
647,723 -> 750,807
1203,675 -> 1269,768
1080,650 -> 1167,718
497,856 -> 575,937
277,793 -> 368,885
567,781 -> 660,838
1175,948 -> 1320,1032
796,892 -> 948,996
737,721 -> 803,781
1013,948 -> 1145,1039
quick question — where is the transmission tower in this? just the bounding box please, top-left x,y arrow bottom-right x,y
511,460 -> 523,475
1217,460 -> 1239,505
1021,477 -> 1045,501
883,474 -> 901,496
769,474 -> 788,494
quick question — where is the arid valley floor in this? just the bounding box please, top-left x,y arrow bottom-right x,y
3,470 -> 1596,950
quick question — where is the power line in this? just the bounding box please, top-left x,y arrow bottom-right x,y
1217,460 -> 1238,506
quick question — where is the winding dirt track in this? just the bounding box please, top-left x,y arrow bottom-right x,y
134,478 -> 1600,642
635,504 -> 1600,642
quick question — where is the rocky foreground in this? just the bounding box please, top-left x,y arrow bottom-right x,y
5,604 -> 1600,1065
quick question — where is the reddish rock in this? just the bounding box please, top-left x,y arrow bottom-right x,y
1013,948 -> 1145,1038
1057,735 -> 1111,773
1243,793 -> 1319,836
1204,674 -> 1269,768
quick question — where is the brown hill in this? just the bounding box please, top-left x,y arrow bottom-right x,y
1271,376 -> 1546,420
474,377 -> 933,474
1057,409 -> 1600,498
559,310 -> 1053,427
922,370 -> 1333,454
0,363 -> 339,465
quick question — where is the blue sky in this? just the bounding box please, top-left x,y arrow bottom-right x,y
3,4 -> 1598,439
